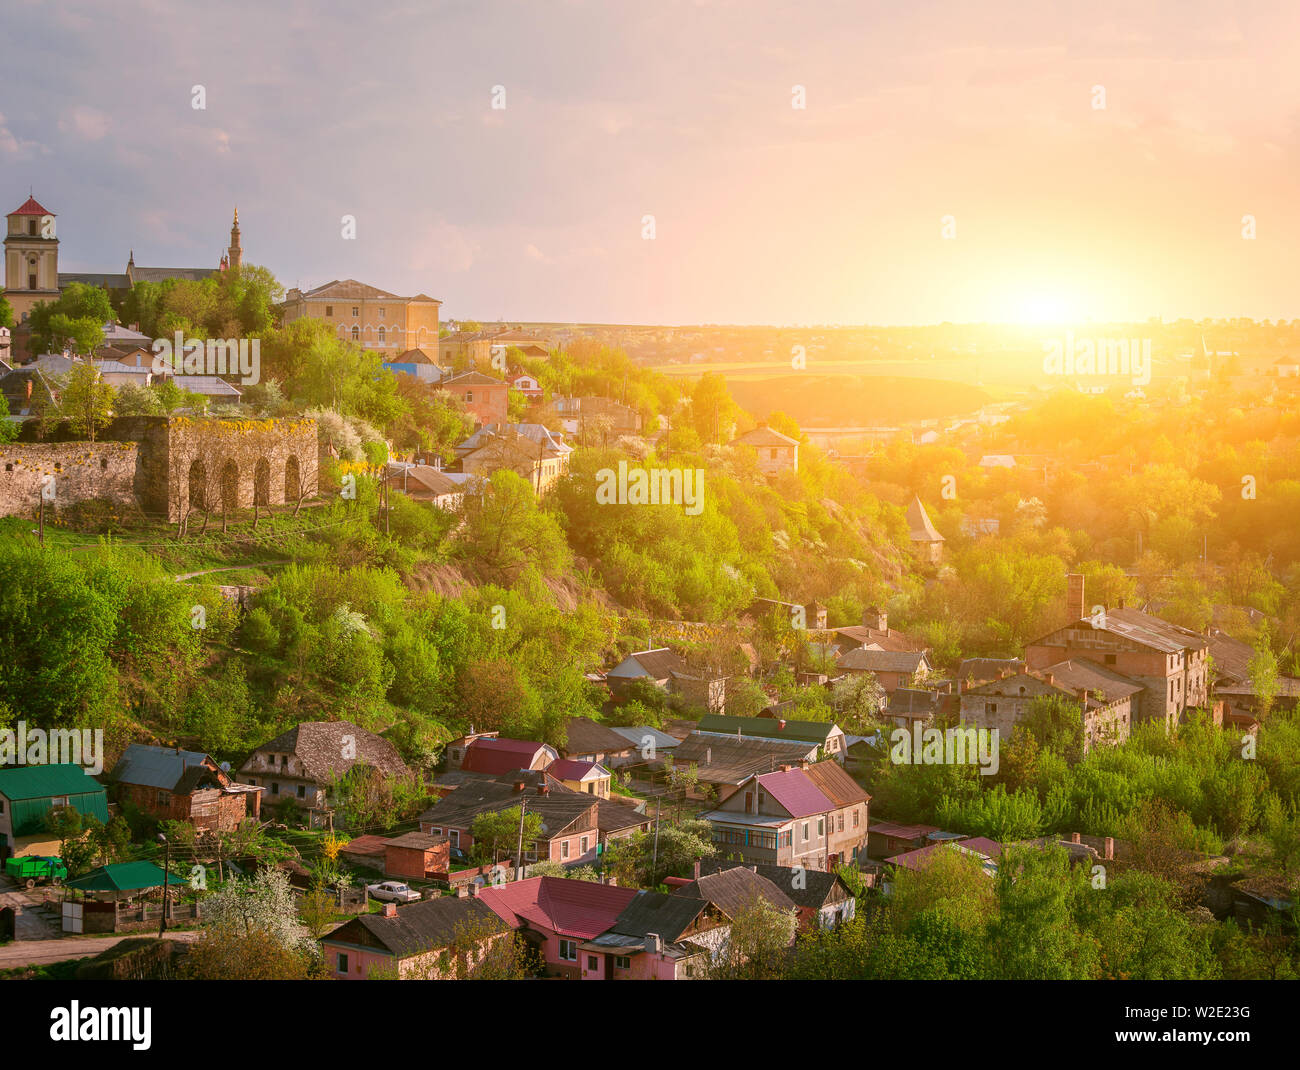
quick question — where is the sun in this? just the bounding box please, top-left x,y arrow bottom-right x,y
1014,291 -> 1073,326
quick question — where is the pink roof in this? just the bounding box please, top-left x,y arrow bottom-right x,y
548,759 -> 604,780
887,837 -> 1003,872
870,821 -> 940,838
755,767 -> 835,818
462,737 -> 551,775
10,196 -> 53,217
478,876 -> 639,939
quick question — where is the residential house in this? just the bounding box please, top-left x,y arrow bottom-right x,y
833,607 -> 927,653
803,760 -> 872,866
881,687 -> 943,730
548,395 -> 643,438
322,896 -> 508,979
385,463 -> 464,510
884,837 -> 1004,884
959,662 -> 1139,751
1024,603 -> 1209,731
579,889 -> 729,978
749,597 -> 829,631
672,865 -> 799,944
836,647 -> 932,696
670,732 -> 818,794
698,859 -> 856,929
461,737 -> 558,776
548,759 -> 611,799
559,717 -> 636,767
957,657 -> 1025,692
729,424 -> 799,476
439,370 -> 508,426
608,725 -> 680,766
0,764 -> 109,859
695,713 -> 847,761
866,821 -> 941,860
458,424 -> 570,493
108,744 -> 260,832
384,347 -> 445,383
237,720 -> 413,826
477,875 -> 644,978
605,647 -> 727,713
510,373 -> 543,400
701,765 -> 853,871
418,778 -> 601,864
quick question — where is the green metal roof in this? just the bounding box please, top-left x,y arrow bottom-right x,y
64,861 -> 187,893
696,714 -> 838,744
0,763 -> 106,801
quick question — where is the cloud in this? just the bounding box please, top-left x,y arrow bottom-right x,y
60,106 -> 112,141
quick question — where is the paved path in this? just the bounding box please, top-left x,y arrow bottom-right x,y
0,931 -> 200,969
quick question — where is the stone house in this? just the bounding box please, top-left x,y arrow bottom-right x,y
729,424 -> 799,476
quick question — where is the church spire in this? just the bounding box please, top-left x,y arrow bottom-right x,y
228,207 -> 242,271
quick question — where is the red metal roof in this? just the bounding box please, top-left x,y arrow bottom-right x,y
887,837 -> 1003,871
10,196 -> 53,216
548,758 -> 603,780
755,767 -> 836,818
461,737 -> 551,775
478,876 -> 639,939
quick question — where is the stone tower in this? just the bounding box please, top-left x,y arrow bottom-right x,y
227,207 -> 242,271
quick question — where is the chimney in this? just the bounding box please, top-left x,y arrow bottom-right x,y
1076,687 -> 1088,702
645,933 -> 662,954
468,881 -> 481,897
777,719 -> 787,731
382,902 -> 398,918
1043,672 -> 1054,687
513,780 -> 525,793
1066,573 -> 1085,622
704,747 -> 711,765
863,606 -> 887,632
537,783 -> 549,795
779,764 -> 792,773
456,884 -> 469,898
1104,837 -> 1114,860
1070,832 -> 1081,844
693,860 -> 701,880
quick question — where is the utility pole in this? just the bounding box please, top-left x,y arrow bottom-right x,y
37,488 -> 45,547
650,797 -> 662,886
514,795 -> 528,881
157,833 -> 170,937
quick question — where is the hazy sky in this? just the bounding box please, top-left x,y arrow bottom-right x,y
2,0 -> 1295,325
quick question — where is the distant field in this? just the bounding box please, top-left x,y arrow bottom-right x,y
722,374 -> 996,427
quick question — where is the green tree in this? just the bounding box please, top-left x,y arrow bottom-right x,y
59,362 -> 116,442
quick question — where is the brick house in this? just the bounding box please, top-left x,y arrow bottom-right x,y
1024,605 -> 1209,732
439,370 -> 508,426
382,831 -> 451,881
958,661 -> 1138,751
109,744 -> 261,832
836,647 -> 932,696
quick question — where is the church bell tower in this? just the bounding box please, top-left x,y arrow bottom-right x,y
227,207 -> 242,271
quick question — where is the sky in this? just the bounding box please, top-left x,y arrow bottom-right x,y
2,0 -> 1296,326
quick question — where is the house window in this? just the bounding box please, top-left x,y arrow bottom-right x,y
837,814 -> 844,832
156,791 -> 168,807
1104,654 -> 1116,665
588,955 -> 599,971
561,839 -> 570,859
559,939 -> 578,961
271,783 -> 279,795
987,702 -> 997,714
450,830 -> 460,846
337,952 -> 348,973
465,391 -> 474,403
351,306 -> 359,316
378,327 -> 386,344
430,827 -> 442,835
852,809 -> 860,828
325,305 -> 333,316
802,822 -> 810,841
378,307 -> 385,318
351,326 -> 360,341
29,272 -> 37,289
580,836 -> 589,854
818,818 -> 825,837
614,955 -> 631,970
297,785 -> 306,799
28,219 -> 37,236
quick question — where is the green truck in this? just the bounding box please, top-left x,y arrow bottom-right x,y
3,855 -> 67,888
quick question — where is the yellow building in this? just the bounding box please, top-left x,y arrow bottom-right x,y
282,279 -> 441,356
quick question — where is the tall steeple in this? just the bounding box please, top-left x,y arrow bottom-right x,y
227,207 -> 242,271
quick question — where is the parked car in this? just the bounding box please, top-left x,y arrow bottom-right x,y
449,846 -> 470,866
3,855 -> 68,888
365,880 -> 421,903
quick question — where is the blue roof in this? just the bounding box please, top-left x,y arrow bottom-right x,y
111,744 -> 212,790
